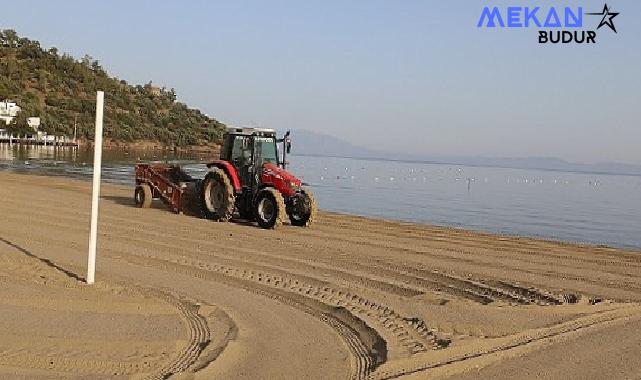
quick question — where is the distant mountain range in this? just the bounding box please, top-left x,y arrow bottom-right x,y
289,129 -> 641,176
288,129 -> 381,159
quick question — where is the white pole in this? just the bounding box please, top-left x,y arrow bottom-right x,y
87,91 -> 104,284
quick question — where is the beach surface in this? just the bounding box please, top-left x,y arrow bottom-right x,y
0,171 -> 640,379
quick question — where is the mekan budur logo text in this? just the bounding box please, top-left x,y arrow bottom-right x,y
477,3 -> 619,43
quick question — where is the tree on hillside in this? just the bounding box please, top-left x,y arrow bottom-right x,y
1,29 -> 18,46
8,110 -> 32,137
0,29 -> 226,146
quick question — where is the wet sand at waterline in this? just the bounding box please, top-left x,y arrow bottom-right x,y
1,171 -> 640,379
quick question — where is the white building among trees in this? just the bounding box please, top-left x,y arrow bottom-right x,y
0,101 -> 21,125
27,117 -> 40,131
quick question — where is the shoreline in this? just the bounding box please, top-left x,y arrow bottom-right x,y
1,170 -> 641,378
0,168 -> 638,252
78,138 -> 222,155
1,138 -> 221,154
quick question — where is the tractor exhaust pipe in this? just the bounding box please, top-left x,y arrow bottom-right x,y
281,130 -> 291,169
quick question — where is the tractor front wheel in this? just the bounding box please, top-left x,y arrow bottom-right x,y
255,188 -> 286,229
287,190 -> 317,227
200,168 -> 235,221
134,184 -> 153,208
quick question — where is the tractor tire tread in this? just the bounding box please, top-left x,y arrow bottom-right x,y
135,184 -> 153,209
289,189 -> 317,227
199,168 -> 235,221
257,188 -> 286,229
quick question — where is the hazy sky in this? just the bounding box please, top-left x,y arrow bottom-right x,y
3,1 -> 640,163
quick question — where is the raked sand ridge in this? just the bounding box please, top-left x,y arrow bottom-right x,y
0,171 -> 640,379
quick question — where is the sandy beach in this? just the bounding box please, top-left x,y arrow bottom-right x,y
1,171 -> 640,379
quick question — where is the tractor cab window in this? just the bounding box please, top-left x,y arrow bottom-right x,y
231,136 -> 253,168
254,137 -> 278,165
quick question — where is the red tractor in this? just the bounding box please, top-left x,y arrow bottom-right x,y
199,127 -> 316,228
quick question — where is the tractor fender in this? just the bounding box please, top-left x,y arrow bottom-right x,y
206,160 -> 242,192
260,162 -> 301,197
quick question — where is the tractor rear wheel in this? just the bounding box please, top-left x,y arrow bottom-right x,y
200,168 -> 235,221
134,184 -> 153,208
288,190 -> 317,227
255,188 -> 286,229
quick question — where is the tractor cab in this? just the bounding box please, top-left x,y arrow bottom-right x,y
220,127 -> 287,189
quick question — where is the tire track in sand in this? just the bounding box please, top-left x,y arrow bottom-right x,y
119,252 -> 385,379
0,217 -> 429,377
0,232 -> 218,379
1,209 -> 595,308
1,210 -> 582,306
4,194 -> 639,300
142,290 -> 211,380
364,305 -> 641,379
115,250 -> 446,355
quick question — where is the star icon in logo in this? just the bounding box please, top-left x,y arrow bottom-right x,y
586,3 -> 620,33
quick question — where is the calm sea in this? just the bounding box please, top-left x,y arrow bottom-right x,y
2,144 -> 640,250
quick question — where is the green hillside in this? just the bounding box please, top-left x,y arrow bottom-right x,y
0,29 -> 225,146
